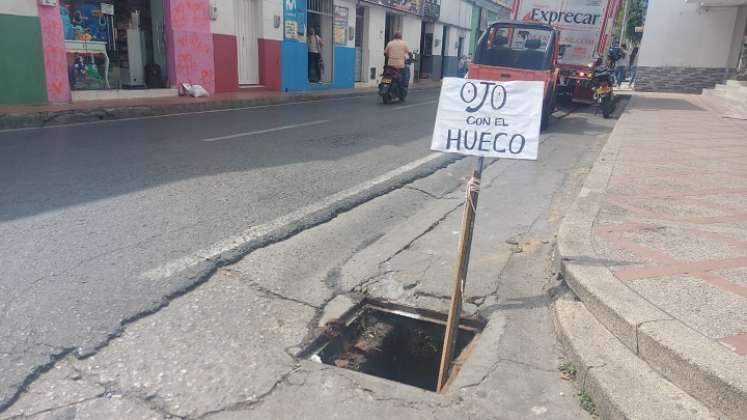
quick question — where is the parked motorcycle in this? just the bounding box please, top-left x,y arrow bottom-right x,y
379,53 -> 416,104
588,60 -> 615,118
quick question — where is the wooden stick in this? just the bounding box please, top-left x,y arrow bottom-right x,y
437,156 -> 484,392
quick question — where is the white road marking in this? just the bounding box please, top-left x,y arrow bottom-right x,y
393,100 -> 437,110
139,151 -> 446,282
0,96 -> 361,134
199,120 -> 329,142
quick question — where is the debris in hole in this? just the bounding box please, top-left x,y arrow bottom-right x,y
302,301 -> 484,392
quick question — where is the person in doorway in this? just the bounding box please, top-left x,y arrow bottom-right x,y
628,42 -> 639,87
308,27 -> 323,83
614,43 -> 629,87
458,55 -> 468,78
384,32 -> 412,86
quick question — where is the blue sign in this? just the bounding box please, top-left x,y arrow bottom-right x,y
284,0 -> 306,41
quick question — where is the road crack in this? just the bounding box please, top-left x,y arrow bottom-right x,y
248,283 -> 321,310
194,365 -> 303,419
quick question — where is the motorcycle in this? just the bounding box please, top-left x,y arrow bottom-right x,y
588,60 -> 615,118
379,53 -> 416,104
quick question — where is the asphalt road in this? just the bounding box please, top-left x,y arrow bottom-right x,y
0,91 -> 441,407
0,87 -> 622,411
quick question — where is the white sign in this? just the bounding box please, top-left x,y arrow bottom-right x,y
431,78 -> 543,160
515,0 -> 609,66
100,3 -> 114,15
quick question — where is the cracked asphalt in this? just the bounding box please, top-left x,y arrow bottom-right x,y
1,96 -> 623,419
0,90 -> 442,408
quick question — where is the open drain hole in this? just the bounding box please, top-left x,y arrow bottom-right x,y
300,299 -> 485,392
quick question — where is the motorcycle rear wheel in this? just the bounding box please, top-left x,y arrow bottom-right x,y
601,96 -> 614,118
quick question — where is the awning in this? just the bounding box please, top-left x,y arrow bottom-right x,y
471,0 -> 513,14
684,0 -> 747,6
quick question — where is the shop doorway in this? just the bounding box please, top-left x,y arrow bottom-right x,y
235,0 -> 259,85
440,25 -> 448,79
355,7 -> 365,82
384,13 -> 403,47
419,21 -> 433,79
60,0 -> 168,90
308,0 -> 334,84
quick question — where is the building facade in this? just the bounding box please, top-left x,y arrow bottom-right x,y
635,0 -> 747,92
210,0 -> 283,92
468,0 -> 512,57
2,0 -> 478,105
351,0 -> 424,88
281,0 -> 357,91
1,0 -> 240,105
0,3 -> 49,105
418,0 -> 472,79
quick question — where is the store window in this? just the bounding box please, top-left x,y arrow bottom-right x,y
60,0 -> 167,90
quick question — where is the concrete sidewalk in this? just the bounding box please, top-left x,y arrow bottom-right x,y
557,92 -> 747,419
0,80 -> 441,130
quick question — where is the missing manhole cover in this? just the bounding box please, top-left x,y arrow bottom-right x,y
300,300 -> 486,392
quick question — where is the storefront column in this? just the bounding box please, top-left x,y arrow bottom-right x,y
38,3 -> 71,103
163,0 -> 216,93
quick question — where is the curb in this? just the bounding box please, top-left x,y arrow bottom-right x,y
556,95 -> 747,420
553,298 -> 719,420
0,84 -> 441,130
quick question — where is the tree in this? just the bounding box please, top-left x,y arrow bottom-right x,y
626,0 -> 646,43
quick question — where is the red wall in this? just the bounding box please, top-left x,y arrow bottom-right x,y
258,39 -> 282,91
213,34 -> 239,93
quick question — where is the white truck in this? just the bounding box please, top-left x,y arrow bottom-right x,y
511,0 -> 621,102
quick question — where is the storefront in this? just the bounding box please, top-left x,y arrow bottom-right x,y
281,0 -> 356,91
59,0 -> 168,91
354,0 -> 423,88
417,0 -> 440,80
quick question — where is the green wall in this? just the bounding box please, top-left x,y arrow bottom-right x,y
469,7 -> 501,56
0,14 -> 48,105
469,6 -> 508,56
470,5 -> 480,56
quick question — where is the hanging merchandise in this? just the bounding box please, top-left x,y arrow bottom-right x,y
62,1 -> 110,42
86,55 -> 103,80
61,6 -> 75,39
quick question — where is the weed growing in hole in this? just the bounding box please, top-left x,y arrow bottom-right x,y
578,390 -> 596,415
558,361 -> 577,380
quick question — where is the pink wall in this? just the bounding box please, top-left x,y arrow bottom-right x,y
37,3 -> 71,103
164,0 -> 215,93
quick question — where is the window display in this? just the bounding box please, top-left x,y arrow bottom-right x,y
60,0 -> 167,91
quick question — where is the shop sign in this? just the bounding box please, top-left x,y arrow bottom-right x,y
431,78 -> 543,160
284,0 -> 306,41
334,6 -> 348,46
422,0 -> 440,20
100,3 -> 114,15
485,0 -> 513,9
360,0 -> 423,16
